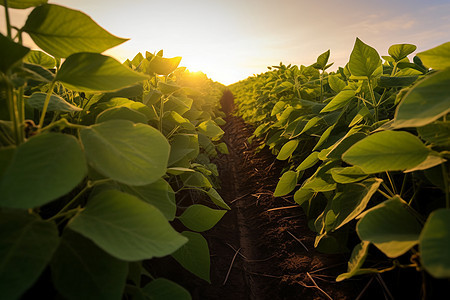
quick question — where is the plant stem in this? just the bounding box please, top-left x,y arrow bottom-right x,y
385,171 -> 397,195
40,118 -> 87,132
319,71 -> 323,102
38,80 -> 57,128
367,79 -> 378,122
3,0 -> 12,39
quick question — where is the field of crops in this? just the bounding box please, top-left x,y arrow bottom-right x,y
1,0 -> 449,299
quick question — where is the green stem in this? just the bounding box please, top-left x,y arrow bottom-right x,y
4,80 -> 22,145
3,0 -> 12,39
381,181 -> 395,197
442,163 -> 449,208
38,80 -> 57,128
319,71 -> 324,102
377,188 -> 392,199
40,118 -> 87,132
400,173 -> 407,198
385,171 -> 397,195
367,79 -> 378,122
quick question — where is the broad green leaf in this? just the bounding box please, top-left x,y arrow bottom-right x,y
378,76 -> 418,88
69,190 -> 187,261
1,0 -> 47,9
418,121 -> 450,147
80,120 -> 169,186
330,166 -> 368,184
22,62 -> 54,82
95,97 -> 153,120
179,205 -> 226,232
296,152 -> 319,171
23,4 -> 127,58
273,170 -> 298,197
197,120 -> 224,140
168,135 -> 198,166
417,42 -> 450,70
180,171 -> 212,188
171,231 -> 210,283
321,89 -> 356,113
27,92 -> 82,112
158,81 -> 181,94
404,153 -> 446,173
56,53 -> 148,92
314,50 -> 330,70
388,44 -> 417,62
293,187 -> 315,205
336,242 -> 378,281
312,124 -> 335,151
328,75 -> 346,93
357,197 -> 422,258
349,38 -> 382,79
419,209 -> 450,278
0,212 -> 59,299
121,179 -> 176,221
146,55 -> 182,75
216,142 -> 229,154
0,33 -> 30,72
24,50 -> 55,68
96,107 -> 148,124
0,147 -> 15,177
143,278 -> 191,300
342,131 -> 431,173
299,116 -> 321,135
326,132 -> 367,160
0,133 -> 87,208
51,230 -> 127,300
349,106 -> 370,127
206,188 -> 231,210
271,101 -> 286,116
277,139 -> 299,160
393,69 -> 450,128
327,178 -> 382,231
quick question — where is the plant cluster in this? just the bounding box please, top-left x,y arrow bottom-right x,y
230,38 -> 450,285
0,1 -> 229,299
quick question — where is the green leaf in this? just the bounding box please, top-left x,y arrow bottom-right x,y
216,142 -> 229,154
180,171 -> 212,188
419,209 -> 450,278
197,120 -> 224,140
146,55 -> 182,75
96,107 -> 148,124
349,106 -> 370,127
1,0 -> 47,9
357,196 -> 422,258
95,97 -> 153,120
418,121 -> 450,147
314,50 -> 330,70
206,188 -> 231,210
158,81 -> 181,95
388,44 -> 417,62
51,230 -> 127,300
56,53 -> 147,92
417,42 -> 450,70
378,76 -> 418,88
179,205 -> 226,232
143,278 -> 191,300
277,139 -> 299,160
121,179 -> 176,221
273,170 -> 298,197
299,116 -> 321,135
328,75 -> 346,93
0,212 -> 59,299
171,231 -> 210,282
393,69 -> 450,128
321,89 -> 356,113
349,38 -> 382,79
0,33 -> 30,73
23,4 -> 127,58
69,190 -> 187,261
27,92 -> 82,112
80,120 -> 169,186
312,124 -> 335,151
326,178 -> 382,231
271,101 -> 286,116
336,242 -> 377,281
330,166 -> 368,184
404,153 -> 446,173
293,187 -> 314,205
296,152 -> 319,171
0,133 -> 87,208
22,62 -> 54,82
326,132 -> 367,160
24,50 -> 55,68
342,131 -> 431,174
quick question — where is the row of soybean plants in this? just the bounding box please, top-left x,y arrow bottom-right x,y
230,39 -> 449,283
0,1 -> 229,299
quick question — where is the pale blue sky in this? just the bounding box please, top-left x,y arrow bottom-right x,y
2,0 -> 449,84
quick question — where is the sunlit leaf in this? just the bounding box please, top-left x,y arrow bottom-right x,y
24,50 -> 55,68
349,38 -> 382,78
417,42 -> 450,70
69,190 -> 187,261
1,0 -> 47,9
277,139 -> 299,160
388,44 -> 417,62
178,205 -> 226,232
273,170 -> 298,197
27,92 -> 82,112
23,4 -> 127,58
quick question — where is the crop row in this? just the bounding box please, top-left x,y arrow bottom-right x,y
230,39 -> 450,285
0,1 -> 227,299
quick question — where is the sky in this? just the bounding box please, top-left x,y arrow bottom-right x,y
1,0 -> 449,85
